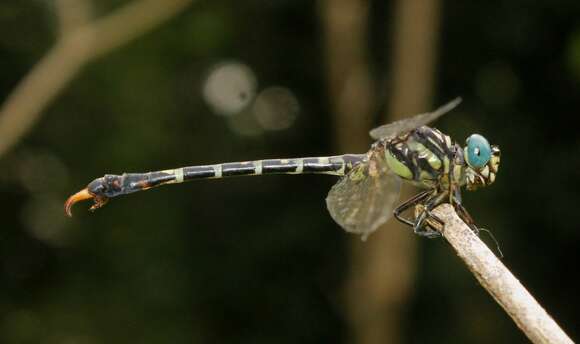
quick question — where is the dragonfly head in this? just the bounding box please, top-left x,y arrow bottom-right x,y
64,175 -> 124,216
464,134 -> 500,191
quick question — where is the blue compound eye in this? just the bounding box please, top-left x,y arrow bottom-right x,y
465,134 -> 491,169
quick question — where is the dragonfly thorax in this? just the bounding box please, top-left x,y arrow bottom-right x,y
380,126 -> 500,193
383,126 -> 462,189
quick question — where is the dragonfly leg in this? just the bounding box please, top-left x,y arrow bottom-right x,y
448,185 -> 479,235
413,212 -> 443,238
453,200 -> 479,235
394,189 -> 446,238
453,199 -> 503,257
394,190 -> 433,227
412,191 -> 449,238
444,181 -> 481,236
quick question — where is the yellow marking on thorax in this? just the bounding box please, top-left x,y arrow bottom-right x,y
427,137 -> 444,155
428,155 -> 442,170
385,150 -> 413,179
453,164 -> 463,183
444,135 -> 452,148
419,170 -> 433,181
409,141 -> 442,170
443,156 -> 450,174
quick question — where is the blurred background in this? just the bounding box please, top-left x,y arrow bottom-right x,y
1,0 -> 579,343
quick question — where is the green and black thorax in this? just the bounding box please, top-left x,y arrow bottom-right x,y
382,125 -> 459,189
381,125 -> 499,192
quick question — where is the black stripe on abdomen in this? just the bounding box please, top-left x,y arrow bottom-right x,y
184,165 -> 216,179
145,171 -> 176,187
303,158 -> 334,173
262,159 -> 298,174
222,162 -> 257,177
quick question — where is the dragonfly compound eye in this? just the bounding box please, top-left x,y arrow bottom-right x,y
465,134 -> 491,170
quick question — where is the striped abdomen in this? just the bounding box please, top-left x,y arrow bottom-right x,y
384,126 -> 455,188
90,154 -> 366,199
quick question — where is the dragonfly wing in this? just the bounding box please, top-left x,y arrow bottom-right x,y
325,153 -> 401,240
369,97 -> 462,140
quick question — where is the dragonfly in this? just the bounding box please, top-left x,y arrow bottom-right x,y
65,98 -> 500,240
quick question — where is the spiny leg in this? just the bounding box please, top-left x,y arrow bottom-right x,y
446,181 -> 481,235
394,189 -> 433,227
453,199 -> 503,257
448,186 -> 481,236
393,189 -> 448,238
453,201 -> 479,235
412,191 -> 449,238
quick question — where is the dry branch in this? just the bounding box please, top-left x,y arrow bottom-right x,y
0,0 -> 193,158
432,204 -> 574,344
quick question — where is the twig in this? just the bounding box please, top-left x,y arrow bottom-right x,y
0,0 -> 193,158
431,204 -> 574,344
55,0 -> 92,35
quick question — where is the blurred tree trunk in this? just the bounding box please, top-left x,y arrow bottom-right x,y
319,0 -> 441,343
319,0 -> 374,154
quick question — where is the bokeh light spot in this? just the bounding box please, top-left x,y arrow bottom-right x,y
253,86 -> 300,131
16,151 -> 68,193
21,196 -> 70,247
202,62 -> 257,116
227,110 -> 264,137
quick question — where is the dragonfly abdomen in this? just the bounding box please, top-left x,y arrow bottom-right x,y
177,154 -> 365,181
73,154 -> 365,204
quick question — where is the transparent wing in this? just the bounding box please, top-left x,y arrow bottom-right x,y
325,152 -> 401,240
369,97 -> 462,140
